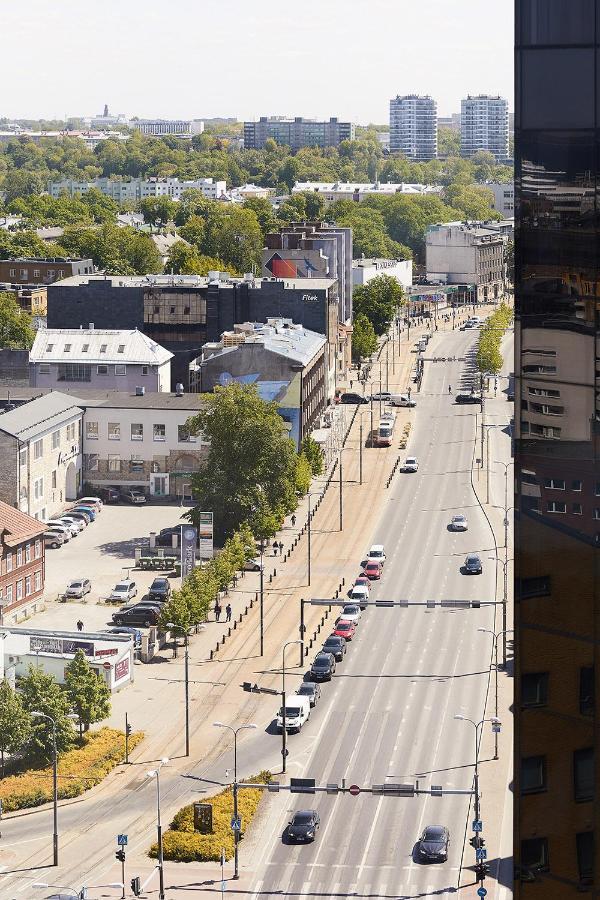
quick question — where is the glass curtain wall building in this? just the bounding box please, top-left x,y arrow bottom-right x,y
515,0 -> 599,894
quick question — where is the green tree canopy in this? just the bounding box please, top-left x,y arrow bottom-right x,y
0,291 -> 35,348
351,313 -> 378,361
300,435 -> 324,476
0,679 -> 31,775
140,196 -> 177,229
20,666 -> 76,760
353,274 -> 405,336
64,650 -> 111,737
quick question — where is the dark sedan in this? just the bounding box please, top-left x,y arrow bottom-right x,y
464,553 -> 483,575
285,810 -> 320,843
309,652 -> 336,681
416,825 -> 450,862
455,393 -> 481,405
322,635 -> 347,661
339,392 -> 368,405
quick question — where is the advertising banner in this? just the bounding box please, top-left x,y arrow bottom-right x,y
181,526 -> 198,579
198,511 -> 214,560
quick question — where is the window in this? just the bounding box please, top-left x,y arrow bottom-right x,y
544,478 -> 565,490
50,469 -> 57,489
521,672 -> 548,707
170,306 -> 175,314
34,570 -> 41,591
25,543 -> 31,563
100,344 -> 107,354
46,343 -> 53,352
523,364 -> 557,374
63,343 -> 71,353
86,421 -> 99,440
16,548 -> 22,567
19,269 -> 28,279
33,477 -> 44,500
19,447 -> 27,467
594,509 -> 600,521
34,539 -> 41,559
81,343 -> 89,353
130,456 -> 144,472
57,363 -> 91,382
521,48 -> 595,129
573,480 -> 583,492
184,306 -> 190,315
141,366 -> 149,376
521,837 -> 549,873
574,748 -> 594,802
108,423 -> 121,441
153,424 -> 166,442
115,364 -> 127,376
9,268 -> 15,277
25,576 -> 31,596
118,344 -> 125,353
573,503 -> 583,515
520,0 -> 595,45
33,439 -> 43,460
131,423 -> 143,441
5,584 -> 12,604
97,365 -> 108,375
16,580 -> 23,601
518,576 -> 551,599
580,667 -> 594,716
108,455 -> 121,472
547,500 -> 566,513
576,831 -> 594,886
6,553 -> 12,573
38,364 -> 50,375
85,453 -> 99,472
521,756 -> 546,794
52,430 -> 60,449
178,424 -> 196,443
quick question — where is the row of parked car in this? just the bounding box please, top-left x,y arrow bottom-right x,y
43,496 -> 106,549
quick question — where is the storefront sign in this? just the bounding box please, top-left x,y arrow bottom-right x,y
115,657 -> 129,681
30,636 -> 94,657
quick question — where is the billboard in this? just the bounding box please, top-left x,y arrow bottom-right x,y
180,526 -> 198,579
198,512 -> 214,560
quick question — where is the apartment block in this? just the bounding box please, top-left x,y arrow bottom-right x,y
243,117 -> 354,151
389,95 -> 437,160
461,95 -> 509,161
0,502 -> 45,624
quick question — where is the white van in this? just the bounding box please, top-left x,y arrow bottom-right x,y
349,584 -> 370,609
276,696 -> 311,733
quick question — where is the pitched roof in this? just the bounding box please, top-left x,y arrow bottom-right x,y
0,500 -> 45,546
0,392 -> 83,441
30,329 -> 173,366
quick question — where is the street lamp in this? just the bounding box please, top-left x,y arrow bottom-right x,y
498,558 -> 514,667
145,758 -> 169,900
281,640 -> 303,773
166,623 -> 191,757
453,715 -> 501,822
31,710 -> 79,866
306,491 -> 322,588
213,722 -> 257,879
338,447 -> 346,532
478,627 -> 514,759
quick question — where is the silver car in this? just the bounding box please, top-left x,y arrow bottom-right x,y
450,514 -> 468,531
65,578 -> 92,599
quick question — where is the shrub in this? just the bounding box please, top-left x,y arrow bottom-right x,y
0,728 -> 144,812
149,771 -> 271,862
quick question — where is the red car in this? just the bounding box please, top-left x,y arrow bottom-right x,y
363,561 -> 382,580
333,619 -> 356,641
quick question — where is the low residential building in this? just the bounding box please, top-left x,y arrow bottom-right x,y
244,116 -> 354,150
0,258 -> 93,285
191,319 -> 327,448
132,119 -> 193,136
352,258 -> 412,291
0,131 -> 130,150
48,177 -> 226,202
29,328 -> 173,392
0,284 -> 47,317
0,392 -> 84,520
425,221 -> 507,303
292,181 -> 441,204
486,181 -> 515,217
0,502 -> 45,624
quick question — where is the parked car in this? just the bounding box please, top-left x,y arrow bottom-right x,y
296,682 -> 321,707
66,509 -> 92,525
276,696 -> 311,732
366,544 -> 386,566
120,488 -> 146,504
59,515 -> 86,533
65,578 -> 92,599
349,584 -> 369,609
148,577 -> 172,603
464,553 -> 483,575
309,652 -> 336,681
322,635 -> 347,661
44,530 -> 65,549
77,497 -> 103,511
370,391 -> 392,402
339,392 -> 368,405
362,560 -> 382,580
455,393 -> 481,405
402,456 -> 419,472
449,514 -> 468,532
112,603 -> 161,627
336,604 -> 361,625
243,558 -> 264,572
106,626 -> 142,647
44,523 -> 72,542
390,394 -> 417,408
70,505 -> 97,521
46,519 -> 78,538
354,575 -> 370,590
108,581 -> 138,603
284,810 -> 320,843
416,825 -> 450,863
332,620 -> 356,641
155,526 -> 182,548
97,486 -> 121,503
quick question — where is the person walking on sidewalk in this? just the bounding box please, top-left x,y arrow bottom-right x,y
214,601 -> 222,622
291,514 -> 296,527
226,603 -> 232,622
76,619 -> 84,632
278,540 -> 284,555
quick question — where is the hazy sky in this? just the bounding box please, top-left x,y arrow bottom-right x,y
4,0 -> 514,123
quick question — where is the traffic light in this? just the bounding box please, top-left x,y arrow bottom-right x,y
115,848 -> 125,863
475,862 -> 490,882
131,876 -> 141,896
126,721 -> 132,736
470,835 -> 485,849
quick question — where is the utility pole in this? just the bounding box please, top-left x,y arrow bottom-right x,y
480,373 -> 485,468
359,416 -> 363,485
339,450 -> 343,531
385,345 -> 389,391
259,539 -> 264,656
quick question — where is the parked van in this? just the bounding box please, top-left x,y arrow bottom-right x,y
276,696 -> 311,733
349,584 -> 370,609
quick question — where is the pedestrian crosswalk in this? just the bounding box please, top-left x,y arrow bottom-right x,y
249,873 -> 460,898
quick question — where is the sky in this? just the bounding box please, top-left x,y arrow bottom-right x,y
3,0 -> 514,123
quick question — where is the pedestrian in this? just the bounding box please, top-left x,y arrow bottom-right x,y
291,514 -> 297,527
215,602 -> 221,622
278,540 -> 284,554
273,544 -> 278,557
76,619 -> 83,632
226,603 -> 232,622
448,385 -> 452,394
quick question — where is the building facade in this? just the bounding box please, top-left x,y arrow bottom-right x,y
486,180 -> 515,216
29,328 -> 173,392
292,181 -> 442,204
425,221 -> 506,302
0,393 -> 84,520
131,119 -> 193,136
389,95 -> 438,160
515,2 -> 600,894
0,502 -> 45,624
460,95 -> 510,160
0,258 -> 93,285
352,258 -> 413,290
48,177 -> 226,202
243,117 -> 354,150
0,284 -> 48,317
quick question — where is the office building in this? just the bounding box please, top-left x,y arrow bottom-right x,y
461,95 -> 509,160
425,221 -> 506,302
389,95 -> 437,160
515,2 -> 599,893
131,119 -> 199,136
243,117 -> 354,150
292,181 -> 442,204
352,258 -> 413,291
486,181 -> 515,217
48,176 -> 226,202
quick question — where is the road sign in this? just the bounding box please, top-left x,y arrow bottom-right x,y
477,889 -> 487,897
281,747 -> 289,757
103,661 -> 111,670
231,816 -> 242,831
348,784 -> 361,796
194,802 -> 213,834
220,848 -> 226,867
117,834 -> 128,845
476,847 -> 488,860
472,819 -> 483,832
492,723 -> 501,733
290,778 -> 316,794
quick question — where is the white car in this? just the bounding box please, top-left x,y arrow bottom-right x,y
77,496 -> 103,511
44,522 -> 73,541
391,395 -> 417,408
46,518 -> 79,538
108,581 -> 138,602
403,456 -> 419,473
244,558 -> 264,572
349,584 -> 369,608
450,514 -> 468,532
59,515 -> 85,533
337,604 -> 362,625
367,544 -> 386,566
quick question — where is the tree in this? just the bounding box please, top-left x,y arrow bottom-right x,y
351,313 -> 378,361
0,291 -> 35,348
0,679 -> 31,776
353,274 -> 405,336
300,435 -> 324,476
242,197 -> 277,237
64,650 -> 111,737
20,666 -> 76,760
165,241 -> 234,276
295,453 -> 312,495
140,196 -> 177,230
438,127 -> 461,157
185,383 -> 300,540
158,590 -> 193,632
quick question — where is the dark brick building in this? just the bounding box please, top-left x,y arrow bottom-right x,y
0,258 -> 93,285
0,501 -> 45,624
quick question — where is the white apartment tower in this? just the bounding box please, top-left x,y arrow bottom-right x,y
389,95 -> 437,160
460,95 -> 509,161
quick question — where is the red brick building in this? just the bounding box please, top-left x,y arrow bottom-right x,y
0,502 -> 45,624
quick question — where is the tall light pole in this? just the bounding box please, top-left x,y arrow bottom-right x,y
146,758 -> 169,900
213,722 -> 257,879
259,537 -> 264,656
166,622 -> 191,757
498,558 -> 514,668
281,640 -> 303,773
306,491 -> 321,587
478,628 -> 514,759
453,715 -> 501,821
338,448 -> 345,531
31,711 -> 79,866
359,414 -> 363,485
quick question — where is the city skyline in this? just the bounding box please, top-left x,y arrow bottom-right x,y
2,0 -> 514,123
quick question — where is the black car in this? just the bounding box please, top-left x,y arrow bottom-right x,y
148,577 -> 172,602
155,526 -> 182,548
339,393 -> 368,405
97,486 -> 121,503
285,810 -> 321,843
417,825 -> 450,862
309,652 -> 336,681
322,635 -> 347,661
112,603 -> 161,627
464,553 -> 483,575
296,682 -> 321,707
455,393 -> 481,405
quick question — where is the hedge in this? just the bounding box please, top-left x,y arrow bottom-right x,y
149,771 -> 271,862
0,727 -> 144,812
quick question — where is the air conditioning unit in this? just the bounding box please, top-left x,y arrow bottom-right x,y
135,386 -> 145,396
